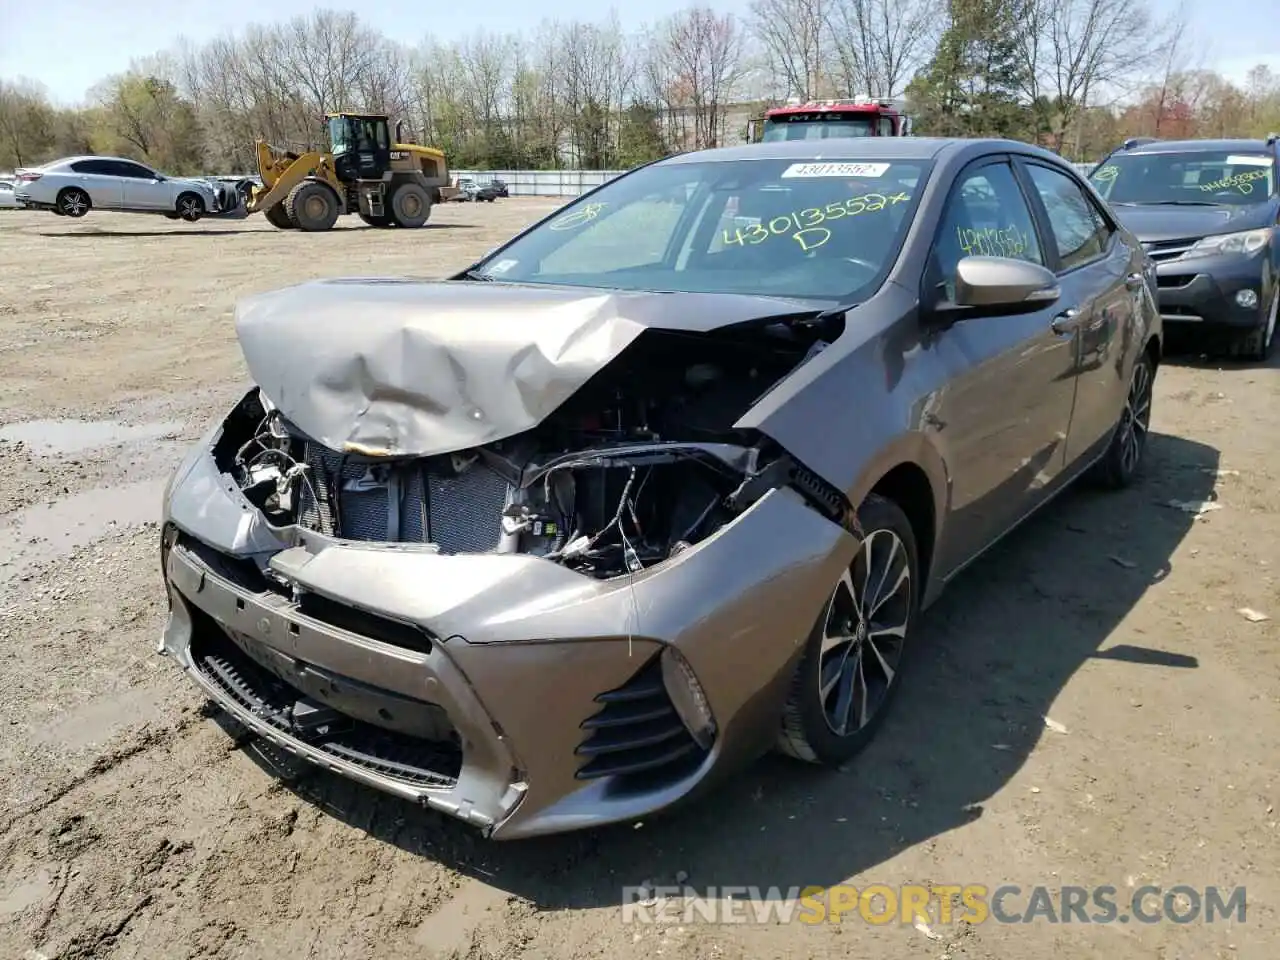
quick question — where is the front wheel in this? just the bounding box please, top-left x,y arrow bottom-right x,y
263,203 -> 296,229
778,494 -> 919,765
1229,286 -> 1278,363
176,193 -> 205,222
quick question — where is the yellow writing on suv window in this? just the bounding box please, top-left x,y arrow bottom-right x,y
1198,170 -> 1269,195
549,202 -> 607,230
957,224 -> 1034,259
720,192 -> 911,252
1092,165 -> 1120,183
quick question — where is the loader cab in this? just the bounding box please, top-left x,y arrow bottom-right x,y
327,113 -> 391,183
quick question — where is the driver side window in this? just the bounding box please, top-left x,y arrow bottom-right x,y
933,162 -> 1043,298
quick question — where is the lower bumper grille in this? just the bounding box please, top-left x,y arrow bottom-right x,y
576,656 -> 706,782
191,618 -> 462,788
297,443 -> 511,553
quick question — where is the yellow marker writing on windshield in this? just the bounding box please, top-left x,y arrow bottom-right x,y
1093,165 -> 1120,183
720,191 -> 911,252
1198,170 -> 1268,194
549,202 -> 606,230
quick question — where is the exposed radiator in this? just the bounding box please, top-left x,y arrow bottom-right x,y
297,444 -> 511,553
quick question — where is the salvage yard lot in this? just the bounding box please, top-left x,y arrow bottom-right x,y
0,202 -> 1277,960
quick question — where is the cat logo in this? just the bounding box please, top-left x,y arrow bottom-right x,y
390,150 -> 409,161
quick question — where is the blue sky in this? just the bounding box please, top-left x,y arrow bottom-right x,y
1,0 -> 1277,106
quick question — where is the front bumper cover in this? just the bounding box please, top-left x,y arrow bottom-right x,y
1154,250 -> 1272,328
161,444 -> 855,838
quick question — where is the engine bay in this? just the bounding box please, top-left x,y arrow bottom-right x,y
212,322 -> 840,579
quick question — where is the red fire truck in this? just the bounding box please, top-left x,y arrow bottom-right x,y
747,97 -> 913,142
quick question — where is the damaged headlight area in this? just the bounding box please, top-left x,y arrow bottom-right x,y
211,325 -> 850,580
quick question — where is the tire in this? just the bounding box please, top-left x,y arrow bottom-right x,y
176,192 -> 205,222
390,182 -> 431,228
1087,349 -> 1155,489
778,493 -> 920,765
263,204 -> 296,229
358,211 -> 395,228
1227,285 -> 1278,363
284,181 -> 340,232
57,187 -> 90,218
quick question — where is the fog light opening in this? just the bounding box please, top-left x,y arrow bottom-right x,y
1236,289 -> 1259,309
660,647 -> 717,750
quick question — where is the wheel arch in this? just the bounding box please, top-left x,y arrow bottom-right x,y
848,432 -> 949,605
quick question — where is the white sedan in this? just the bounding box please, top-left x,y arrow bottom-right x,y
12,156 -> 225,220
0,179 -> 17,209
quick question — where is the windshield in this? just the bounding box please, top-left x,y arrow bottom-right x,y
1091,151 -> 1276,205
328,116 -> 385,154
762,115 -> 877,141
470,158 -> 929,300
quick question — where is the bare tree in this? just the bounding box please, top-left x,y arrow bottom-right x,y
662,7 -> 747,149
1021,0 -> 1165,152
748,0 -> 832,99
827,0 -> 937,97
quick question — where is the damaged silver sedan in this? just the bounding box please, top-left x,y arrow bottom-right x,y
159,138 -> 1161,838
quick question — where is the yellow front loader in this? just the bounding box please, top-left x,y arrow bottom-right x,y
246,113 -> 458,231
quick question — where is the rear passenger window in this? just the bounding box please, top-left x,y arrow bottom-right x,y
1024,164 -> 1112,271
71,160 -> 110,174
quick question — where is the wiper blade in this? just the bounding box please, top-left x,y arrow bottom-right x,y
460,269 -> 496,281
1136,200 -> 1219,206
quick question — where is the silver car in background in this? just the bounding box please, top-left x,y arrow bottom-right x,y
0,178 -> 17,209
12,156 -> 226,221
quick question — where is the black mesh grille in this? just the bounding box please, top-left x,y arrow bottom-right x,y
190,617 -> 461,788
576,656 -> 705,782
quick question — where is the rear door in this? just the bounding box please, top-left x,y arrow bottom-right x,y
1016,159 -> 1137,467
68,159 -> 123,209
926,156 -> 1081,574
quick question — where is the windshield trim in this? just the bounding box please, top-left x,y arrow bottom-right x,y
461,156 -> 933,305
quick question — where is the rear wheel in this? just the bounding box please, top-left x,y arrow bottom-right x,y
57,187 -> 90,217
778,494 -> 919,765
1087,350 -> 1155,489
284,181 -> 340,232
263,204 -> 296,229
390,182 -> 431,228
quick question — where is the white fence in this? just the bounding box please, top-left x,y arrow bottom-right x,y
453,169 -> 625,197
458,161 -> 1099,197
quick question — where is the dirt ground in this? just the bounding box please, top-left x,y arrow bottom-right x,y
0,200 -> 1277,960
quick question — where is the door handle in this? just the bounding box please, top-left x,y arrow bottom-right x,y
1125,272 -> 1144,291
1051,308 -> 1082,335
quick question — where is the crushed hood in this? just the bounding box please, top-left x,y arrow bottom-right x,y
234,278 -> 823,457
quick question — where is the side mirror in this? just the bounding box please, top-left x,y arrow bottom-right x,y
395,120 -> 403,143
953,256 -> 1059,311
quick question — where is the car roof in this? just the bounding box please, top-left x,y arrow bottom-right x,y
51,155 -> 156,166
1119,138 -> 1277,155
657,137 -> 1064,165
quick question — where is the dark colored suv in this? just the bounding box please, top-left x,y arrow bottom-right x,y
1089,136 -> 1280,361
